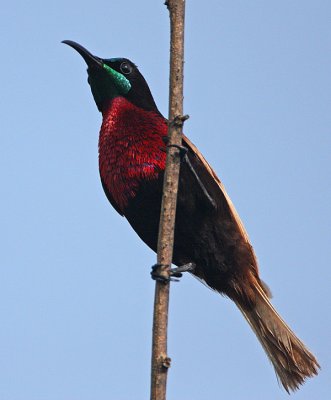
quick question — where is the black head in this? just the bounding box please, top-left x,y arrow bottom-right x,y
62,40 -> 159,113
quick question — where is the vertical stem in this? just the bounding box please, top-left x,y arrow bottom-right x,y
150,1 -> 186,400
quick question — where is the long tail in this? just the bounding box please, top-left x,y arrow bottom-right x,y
233,278 -> 320,392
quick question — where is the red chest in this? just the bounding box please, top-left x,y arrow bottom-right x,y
98,97 -> 167,212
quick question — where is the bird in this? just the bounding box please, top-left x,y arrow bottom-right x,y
62,40 -> 319,392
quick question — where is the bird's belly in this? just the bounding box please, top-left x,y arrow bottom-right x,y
123,176 -> 163,253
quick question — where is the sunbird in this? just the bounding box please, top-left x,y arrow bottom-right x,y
63,40 -> 319,392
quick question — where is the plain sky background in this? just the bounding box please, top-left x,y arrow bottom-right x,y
1,1 -> 330,399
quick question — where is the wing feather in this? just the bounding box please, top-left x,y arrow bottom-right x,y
183,134 -> 258,262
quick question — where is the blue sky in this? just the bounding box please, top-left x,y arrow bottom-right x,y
1,1 -> 330,399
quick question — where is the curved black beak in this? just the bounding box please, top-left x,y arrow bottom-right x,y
62,40 -> 103,68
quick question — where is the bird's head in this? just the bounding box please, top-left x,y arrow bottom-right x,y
62,40 -> 159,113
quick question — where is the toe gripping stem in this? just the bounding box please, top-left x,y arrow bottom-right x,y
151,262 -> 196,283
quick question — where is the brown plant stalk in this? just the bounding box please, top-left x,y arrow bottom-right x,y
150,1 -> 186,400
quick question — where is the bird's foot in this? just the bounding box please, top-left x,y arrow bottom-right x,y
151,262 -> 195,282
167,143 -> 188,161
161,136 -> 188,162
161,136 -> 216,211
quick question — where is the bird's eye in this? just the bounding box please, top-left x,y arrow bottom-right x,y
120,62 -> 133,75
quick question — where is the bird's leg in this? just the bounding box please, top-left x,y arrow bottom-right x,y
162,137 -> 216,210
151,262 -> 195,282
170,262 -> 196,276
183,155 -> 217,209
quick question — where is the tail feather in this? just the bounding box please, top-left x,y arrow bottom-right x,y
234,281 -> 320,392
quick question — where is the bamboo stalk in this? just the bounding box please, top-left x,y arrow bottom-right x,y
150,1 -> 186,399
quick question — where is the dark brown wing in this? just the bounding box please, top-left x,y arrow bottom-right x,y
182,134 -> 258,267
171,134 -> 268,300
